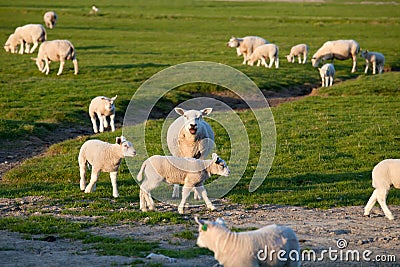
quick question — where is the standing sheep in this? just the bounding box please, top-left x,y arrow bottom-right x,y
89,95 -> 117,133
227,36 -> 269,65
32,40 -> 78,75
195,217 -> 300,267
364,159 -> 400,220
311,40 -> 360,73
286,44 -> 309,64
360,50 -> 385,75
4,24 -> 46,54
247,43 -> 279,69
137,153 -> 230,214
318,63 -> 335,87
78,136 -> 136,198
43,11 -> 58,29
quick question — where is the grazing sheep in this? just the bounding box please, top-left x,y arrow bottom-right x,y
137,153 -> 230,214
227,36 -> 269,65
360,50 -> 385,75
195,217 -> 300,267
167,108 -> 215,199
318,63 -> 335,87
90,5 -> 99,14
364,159 -> 400,220
43,11 -> 58,29
248,43 -> 279,69
78,136 -> 136,198
286,44 -> 309,64
311,40 -> 360,73
89,95 -> 117,133
4,24 -> 46,54
32,40 -> 78,75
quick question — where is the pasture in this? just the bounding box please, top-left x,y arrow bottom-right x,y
1,0 -> 400,265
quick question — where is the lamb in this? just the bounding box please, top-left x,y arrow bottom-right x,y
4,24 -> 46,54
247,43 -> 279,69
195,217 -> 300,267
137,153 -> 230,214
43,11 -> 58,29
364,159 -> 400,220
360,50 -> 385,75
318,63 -> 335,87
32,40 -> 78,75
89,95 -> 117,133
78,136 -> 136,198
227,36 -> 269,65
286,44 -> 309,64
311,39 -> 360,73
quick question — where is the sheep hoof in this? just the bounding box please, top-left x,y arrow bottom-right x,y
113,194 -> 119,198
141,208 -> 148,212
207,205 -> 216,211
178,207 -> 184,214
387,215 -> 394,220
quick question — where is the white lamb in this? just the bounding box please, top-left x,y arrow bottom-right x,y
311,39 -> 360,73
318,63 -> 335,87
4,24 -> 46,54
360,50 -> 385,75
364,159 -> 400,220
78,136 -> 136,198
248,43 -> 279,69
195,217 -> 300,267
43,11 -> 58,29
137,153 -> 230,214
32,40 -> 78,75
227,36 -> 269,65
286,44 -> 309,64
89,95 -> 117,133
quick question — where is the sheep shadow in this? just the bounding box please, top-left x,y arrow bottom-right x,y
95,63 -> 170,70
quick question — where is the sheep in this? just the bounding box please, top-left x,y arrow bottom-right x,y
248,43 -> 279,69
227,36 -> 269,65
364,159 -> 400,220
32,40 -> 78,76
318,63 -> 335,87
137,153 -> 230,214
311,39 -> 360,73
167,107 -> 215,199
360,50 -> 385,75
78,136 -> 136,198
90,5 -> 99,14
89,95 -> 117,133
4,24 -> 46,54
43,11 -> 58,29
286,44 -> 309,64
195,217 -> 300,267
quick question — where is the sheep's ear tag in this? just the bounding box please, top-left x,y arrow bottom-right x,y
202,224 -> 208,231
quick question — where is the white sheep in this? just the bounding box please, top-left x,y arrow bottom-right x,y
32,40 -> 78,76
43,11 -> 58,29
360,50 -> 385,75
311,39 -> 360,73
4,24 -> 46,54
195,217 -> 300,267
89,95 -> 117,133
364,159 -> 400,220
227,36 -> 269,65
248,43 -> 279,69
137,153 -> 230,214
286,44 -> 309,64
90,5 -> 99,14
167,108 -> 215,199
78,136 -> 136,198
318,63 -> 335,87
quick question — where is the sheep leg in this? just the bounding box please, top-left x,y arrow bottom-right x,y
196,186 -> 215,211
298,55 -> 301,64
372,61 -> 377,75
110,171 -> 119,198
103,116 -> 109,129
260,57 -> 267,68
303,53 -> 307,64
193,188 -> 201,200
172,184 -> 180,199
99,115 -> 105,132
57,60 -> 65,76
178,187 -> 192,214
85,170 -> 100,193
351,57 -> 357,73
90,115 -> 99,133
79,160 -> 87,191
268,57 -> 274,68
329,76 -> 333,87
24,43 -> 31,54
364,189 -> 377,216
139,190 -> 150,211
29,42 -> 38,53
18,41 -> 25,54
43,58 -> 50,75
376,188 -> 394,220
73,59 -> 78,75
242,54 -> 247,65
275,57 -> 279,69
110,113 -> 115,132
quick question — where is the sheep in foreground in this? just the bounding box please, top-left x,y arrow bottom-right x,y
78,136 -> 136,198
89,95 -> 117,133
364,159 -> 400,220
318,63 -> 335,87
360,50 -> 385,75
195,217 -> 300,267
137,153 -> 230,214
286,44 -> 309,64
43,11 -> 58,29
32,40 -> 78,75
4,24 -> 46,54
248,43 -> 279,69
311,39 -> 360,73
227,36 -> 269,65
167,108 -> 215,199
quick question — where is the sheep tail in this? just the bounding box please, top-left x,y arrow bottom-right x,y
41,30 -> 47,42
137,160 -> 147,182
67,46 -> 76,60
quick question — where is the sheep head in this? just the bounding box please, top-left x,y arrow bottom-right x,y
116,135 -> 136,157
195,216 -> 227,248
101,95 -> 117,112
227,37 -> 241,48
175,107 -> 212,136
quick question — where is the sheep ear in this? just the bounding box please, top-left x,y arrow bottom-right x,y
111,95 -> 118,101
116,137 -> 122,145
194,216 -> 205,226
201,108 -> 212,116
175,107 -> 185,116
212,153 -> 218,162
